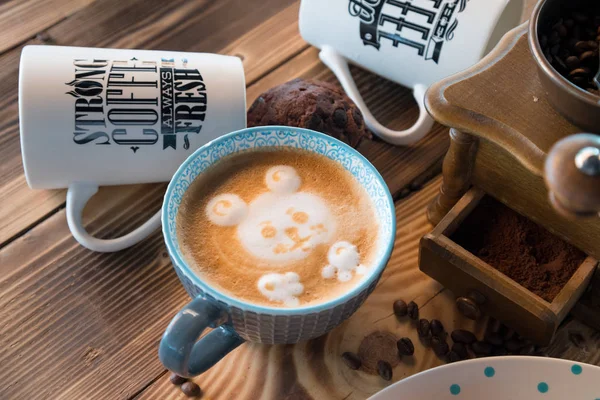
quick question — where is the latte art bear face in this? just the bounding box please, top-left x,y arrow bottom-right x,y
206,166 -> 336,262
178,149 -> 379,308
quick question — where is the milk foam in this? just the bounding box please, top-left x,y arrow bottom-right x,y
188,154 -> 378,308
265,165 -> 301,193
206,166 -> 336,263
257,272 -> 304,307
205,194 -> 247,226
322,241 -> 368,282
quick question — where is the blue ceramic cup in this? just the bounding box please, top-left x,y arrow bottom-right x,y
159,126 -> 396,377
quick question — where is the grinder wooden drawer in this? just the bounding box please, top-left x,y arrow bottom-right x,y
419,187 -> 598,345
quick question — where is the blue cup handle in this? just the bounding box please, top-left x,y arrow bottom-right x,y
159,296 -> 244,377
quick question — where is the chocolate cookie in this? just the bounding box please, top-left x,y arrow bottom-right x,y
247,78 -> 371,148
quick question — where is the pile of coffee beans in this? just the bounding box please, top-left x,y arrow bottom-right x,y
540,9 -> 600,95
170,372 -> 202,398
341,299 -> 550,380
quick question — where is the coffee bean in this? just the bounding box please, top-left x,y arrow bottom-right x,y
397,337 -> 415,356
456,297 -> 481,320
468,290 -> 487,305
342,352 -> 362,370
502,327 -> 516,342
377,360 -> 393,381
181,382 -> 201,397
451,329 -> 477,345
554,56 -> 568,71
579,50 -> 597,62
519,344 -> 536,356
550,44 -> 560,56
556,24 -> 568,38
486,318 -> 501,333
417,319 -> 430,338
484,332 -> 504,347
170,373 -> 188,385
471,341 -> 493,356
492,347 -> 508,357
431,336 -> 449,357
566,55 -> 581,69
505,339 -> 525,352
565,18 -> 575,29
447,351 -> 461,363
575,40 -> 596,53
333,108 -> 348,128
393,299 -> 408,318
451,342 -> 468,359
430,319 -> 445,337
549,31 -> 561,45
407,301 -> 419,320
572,76 -> 588,86
569,67 -> 591,77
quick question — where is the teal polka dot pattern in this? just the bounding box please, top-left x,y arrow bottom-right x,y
571,364 -> 582,375
538,382 -> 549,393
484,367 -> 495,378
450,384 -> 461,395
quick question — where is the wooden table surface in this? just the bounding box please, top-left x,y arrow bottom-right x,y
2,1 -> 599,399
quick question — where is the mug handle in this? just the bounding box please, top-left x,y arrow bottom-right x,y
66,182 -> 162,252
319,45 -> 434,146
159,296 -> 245,378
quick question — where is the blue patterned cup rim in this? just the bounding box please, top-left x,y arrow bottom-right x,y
162,126 -> 396,315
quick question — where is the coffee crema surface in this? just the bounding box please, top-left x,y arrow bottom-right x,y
177,148 -> 379,308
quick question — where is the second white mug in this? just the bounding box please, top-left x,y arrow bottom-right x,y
299,0 -> 523,145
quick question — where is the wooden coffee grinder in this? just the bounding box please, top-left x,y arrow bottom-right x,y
418,24 -> 600,345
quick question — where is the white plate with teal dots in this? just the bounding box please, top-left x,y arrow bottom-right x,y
369,356 -> 600,400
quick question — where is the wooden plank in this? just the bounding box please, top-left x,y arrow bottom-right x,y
0,0 -> 96,53
0,0 -> 300,245
219,3 -> 306,84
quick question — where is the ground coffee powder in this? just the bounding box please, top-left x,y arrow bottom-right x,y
452,197 -> 586,302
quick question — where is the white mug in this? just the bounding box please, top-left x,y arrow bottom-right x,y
299,0 -> 523,145
19,45 -> 246,252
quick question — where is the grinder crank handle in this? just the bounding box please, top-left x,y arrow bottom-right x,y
544,133 -> 600,218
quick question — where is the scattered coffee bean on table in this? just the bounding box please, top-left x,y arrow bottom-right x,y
181,381 -> 202,397
540,10 -> 600,94
430,319 -> 445,337
397,337 -> 415,356
417,319 -> 431,338
431,336 -> 450,357
505,338 -> 525,353
492,347 -> 509,357
471,341 -> 494,356
170,373 -> 188,385
447,351 -> 461,363
451,342 -> 468,360
407,301 -> 419,320
484,332 -> 504,347
451,329 -> 477,344
342,352 -> 362,370
520,344 -> 536,356
377,360 -> 393,381
393,299 -> 408,318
